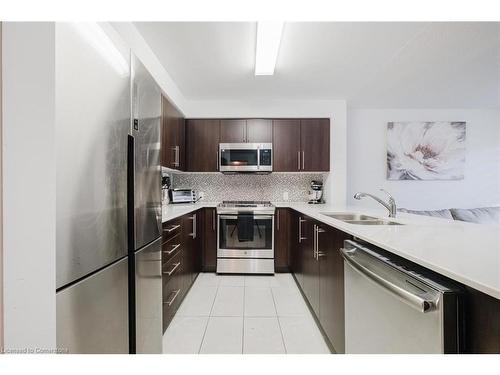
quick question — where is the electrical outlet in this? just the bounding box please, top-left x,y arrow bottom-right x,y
199,191 -> 205,200
283,191 -> 289,201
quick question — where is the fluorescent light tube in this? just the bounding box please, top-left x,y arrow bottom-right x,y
255,21 -> 284,76
71,22 -> 129,76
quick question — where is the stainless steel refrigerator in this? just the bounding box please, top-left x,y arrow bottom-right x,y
55,23 -> 162,354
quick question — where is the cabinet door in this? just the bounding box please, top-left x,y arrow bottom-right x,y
203,208 -> 217,272
181,214 -> 194,289
273,119 -> 301,172
274,208 -> 289,272
302,220 -> 319,316
318,226 -> 349,353
297,215 -> 313,290
300,118 -> 330,171
161,95 -> 185,170
186,119 -> 220,171
177,118 -> 186,170
220,119 -> 246,143
289,210 -> 299,274
246,119 -> 272,143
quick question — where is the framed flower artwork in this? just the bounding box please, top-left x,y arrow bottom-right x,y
387,121 -> 466,180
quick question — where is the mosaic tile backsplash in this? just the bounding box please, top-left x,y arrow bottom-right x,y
172,173 -> 325,202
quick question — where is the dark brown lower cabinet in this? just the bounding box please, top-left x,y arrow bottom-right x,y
289,212 -> 311,289
182,211 -> 202,286
289,210 -> 300,275
274,208 -> 290,272
318,224 -> 350,354
302,221 -> 319,317
162,211 -> 202,333
289,209 -> 350,353
202,207 -> 217,272
464,286 -> 500,353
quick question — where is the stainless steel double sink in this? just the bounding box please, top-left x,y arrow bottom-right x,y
321,212 -> 403,225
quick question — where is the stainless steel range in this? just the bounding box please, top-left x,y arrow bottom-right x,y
216,201 -> 275,274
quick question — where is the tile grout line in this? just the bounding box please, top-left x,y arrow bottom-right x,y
197,278 -> 220,354
241,277 -> 246,354
270,285 -> 288,354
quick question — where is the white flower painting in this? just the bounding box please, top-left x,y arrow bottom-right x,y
387,122 -> 466,180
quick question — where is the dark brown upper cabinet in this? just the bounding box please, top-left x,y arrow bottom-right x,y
220,119 -> 246,143
272,118 -> 330,172
300,118 -> 330,172
220,119 -> 272,143
246,119 -> 272,143
186,119 -> 220,172
273,119 -> 301,172
161,95 -> 185,170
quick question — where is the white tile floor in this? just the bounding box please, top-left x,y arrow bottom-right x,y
162,273 -> 331,354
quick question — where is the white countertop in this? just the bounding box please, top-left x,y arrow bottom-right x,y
162,201 -> 500,300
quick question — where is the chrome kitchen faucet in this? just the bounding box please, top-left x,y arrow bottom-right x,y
354,189 -> 397,218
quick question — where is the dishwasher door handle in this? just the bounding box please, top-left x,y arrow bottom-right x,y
340,247 -> 437,313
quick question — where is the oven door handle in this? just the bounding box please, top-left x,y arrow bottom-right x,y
218,215 -> 273,220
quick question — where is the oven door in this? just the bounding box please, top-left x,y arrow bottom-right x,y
217,214 -> 274,258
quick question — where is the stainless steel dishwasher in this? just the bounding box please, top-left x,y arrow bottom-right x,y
341,240 -> 464,354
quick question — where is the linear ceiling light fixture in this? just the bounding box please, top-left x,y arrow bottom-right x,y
254,21 -> 284,76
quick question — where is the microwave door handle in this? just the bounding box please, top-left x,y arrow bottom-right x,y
257,146 -> 260,170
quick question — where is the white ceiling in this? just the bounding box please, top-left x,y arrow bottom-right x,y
134,22 -> 500,108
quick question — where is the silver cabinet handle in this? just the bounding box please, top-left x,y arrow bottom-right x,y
313,225 -> 317,259
212,209 -> 216,231
316,227 -> 326,259
297,151 -> 300,170
340,248 -> 437,313
164,224 -> 180,233
216,150 -> 219,171
171,146 -> 179,167
277,210 -> 280,231
190,214 -> 197,238
164,289 -> 181,306
299,217 -> 306,243
163,243 -> 180,255
302,151 -> 305,170
163,262 -> 181,276
175,145 -> 180,167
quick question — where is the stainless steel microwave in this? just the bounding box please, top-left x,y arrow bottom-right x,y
219,143 -> 272,173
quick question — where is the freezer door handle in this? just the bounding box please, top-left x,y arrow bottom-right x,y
340,247 -> 438,313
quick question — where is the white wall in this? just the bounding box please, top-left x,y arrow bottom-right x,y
186,99 -> 348,206
347,108 -> 500,210
110,22 -> 189,115
2,23 -> 57,351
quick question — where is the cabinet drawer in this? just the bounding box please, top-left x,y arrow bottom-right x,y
162,266 -> 183,332
162,233 -> 182,263
162,251 -> 182,285
162,219 -> 182,242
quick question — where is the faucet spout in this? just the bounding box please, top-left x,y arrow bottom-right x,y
354,190 -> 397,218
